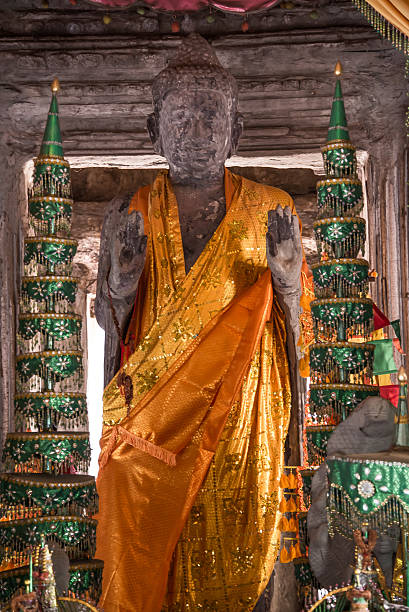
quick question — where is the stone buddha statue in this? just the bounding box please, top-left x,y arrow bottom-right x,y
96,34 -> 302,387
95,33 -> 308,612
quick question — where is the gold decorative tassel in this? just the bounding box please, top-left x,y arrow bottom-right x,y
279,516 -> 289,531
288,516 -> 298,531
352,0 -> 408,54
287,472 -> 298,489
287,496 -> 297,513
279,473 -> 289,488
280,544 -> 291,563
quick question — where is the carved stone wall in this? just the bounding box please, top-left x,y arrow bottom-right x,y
1,1 -> 406,158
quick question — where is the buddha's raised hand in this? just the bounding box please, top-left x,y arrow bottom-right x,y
95,196 -> 147,384
109,209 -> 147,299
266,206 -> 302,296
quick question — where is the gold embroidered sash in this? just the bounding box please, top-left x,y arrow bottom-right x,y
96,170 -> 311,611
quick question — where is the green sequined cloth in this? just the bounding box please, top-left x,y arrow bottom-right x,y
2,432 -> 91,473
14,392 -> 87,431
306,426 -> 335,464
312,259 -> 369,299
313,217 -> 366,259
309,383 -> 379,423
316,179 -> 363,218
311,298 -> 373,341
309,342 -> 374,384
321,142 -> 357,178
327,449 -> 409,538
24,238 -> 77,275
31,157 -> 71,199
19,315 -> 81,341
16,351 -> 83,383
0,516 -> 96,563
21,276 -> 78,313
0,473 -> 97,518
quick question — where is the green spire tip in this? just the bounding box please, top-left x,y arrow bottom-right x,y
39,81 -> 64,158
327,77 -> 350,143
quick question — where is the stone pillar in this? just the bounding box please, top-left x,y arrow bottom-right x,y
0,150 -> 29,452
366,134 -> 408,357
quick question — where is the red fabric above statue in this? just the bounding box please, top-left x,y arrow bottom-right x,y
88,0 -> 280,13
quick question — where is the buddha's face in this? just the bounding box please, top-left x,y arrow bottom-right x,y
150,88 -> 241,183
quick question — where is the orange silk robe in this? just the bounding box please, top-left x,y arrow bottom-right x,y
96,170 -> 311,612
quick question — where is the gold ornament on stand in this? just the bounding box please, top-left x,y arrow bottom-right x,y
37,537 -> 58,612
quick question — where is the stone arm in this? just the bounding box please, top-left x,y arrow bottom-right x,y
95,193 -> 147,387
266,206 -> 302,347
266,206 -> 303,464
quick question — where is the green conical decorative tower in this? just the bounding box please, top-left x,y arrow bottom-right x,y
0,81 -> 103,608
295,62 -> 380,610
308,62 -> 378,464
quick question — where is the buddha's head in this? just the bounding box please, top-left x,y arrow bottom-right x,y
148,33 -> 243,183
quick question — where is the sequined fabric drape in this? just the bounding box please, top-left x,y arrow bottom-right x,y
88,0 -> 280,13
96,171 -> 309,611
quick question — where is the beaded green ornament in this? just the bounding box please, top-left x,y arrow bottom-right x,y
14,392 -> 87,432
